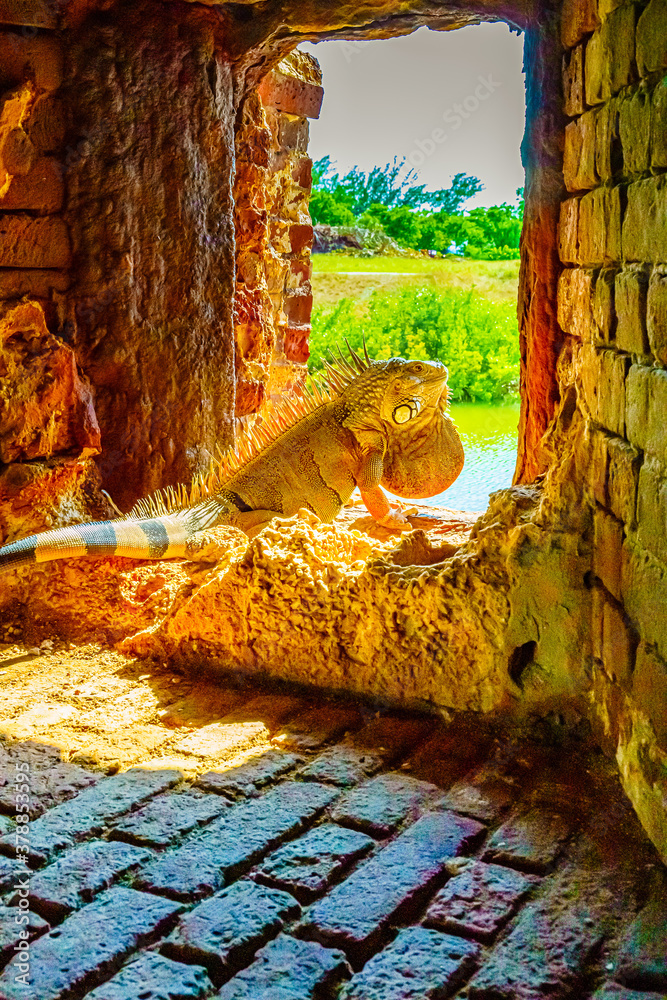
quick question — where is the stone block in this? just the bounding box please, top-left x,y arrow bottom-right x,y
646,367 -> 667,463
84,952 -> 212,1000
0,34 -> 63,91
585,4 -> 637,105
134,780 -> 336,901
607,435 -> 642,525
283,291 -> 313,325
1,125 -> 37,175
633,641 -> 667,748
0,768 -> 180,865
637,458 -> 667,563
0,0 -> 58,26
340,927 -> 480,1000
564,111 -> 598,191
24,93 -> 65,152
593,267 -> 618,341
284,324 -> 310,362
217,935 -> 349,1000
615,899 -> 667,990
647,267 -> 667,364
625,363 -> 650,450
596,97 -> 622,181
273,702 -> 364,751
171,720 -> 269,758
621,540 -> 667,662
298,744 -> 386,788
331,772 -> 443,837
0,267 -> 69,298
619,86 -> 652,176
467,888 -> 604,1000
615,267 -> 650,356
623,175 -> 667,263
197,749 -> 303,799
561,0 -> 600,49
0,743 -> 98,819
258,71 -> 323,119
162,879 -> 300,983
651,77 -> 667,169
563,44 -> 585,117
594,506 -> 624,599
289,223 -> 313,253
0,906 -> 49,969
424,860 -> 537,943
0,855 -> 28,894
23,840 -> 153,922
0,155 -> 63,212
300,811 -> 484,963
482,808 -> 572,873
578,186 -> 622,266
0,887 -> 181,1000
278,115 -> 309,153
580,346 -> 627,436
109,790 -> 230,847
557,267 -> 595,338
558,197 -> 580,264
254,823 -> 374,902
602,598 -> 635,688
593,985 -> 667,1000
440,766 -> 515,824
636,0 -> 667,75
0,214 -> 70,268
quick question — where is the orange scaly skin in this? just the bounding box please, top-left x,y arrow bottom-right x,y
0,350 -> 464,571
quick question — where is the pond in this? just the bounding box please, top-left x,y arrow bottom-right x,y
389,400 -> 520,513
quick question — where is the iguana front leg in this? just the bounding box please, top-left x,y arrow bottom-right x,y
356,449 -> 413,531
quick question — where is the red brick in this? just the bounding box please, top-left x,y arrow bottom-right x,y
0,156 -> 64,213
284,324 -> 310,363
84,952 -> 212,1000
0,214 -> 71,269
424,860 -> 537,943
283,292 -> 313,325
258,71 -> 323,119
162,879 -> 300,984
134,780 -> 336,901
22,840 -> 153,922
292,156 -> 312,188
254,823 -> 374,902
300,811 -> 484,963
289,223 -> 313,253
483,808 -> 572,873
341,927 -> 479,1000
0,887 -> 181,1000
217,934 -> 349,1000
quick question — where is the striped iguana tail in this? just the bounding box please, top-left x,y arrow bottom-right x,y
0,513 -> 192,572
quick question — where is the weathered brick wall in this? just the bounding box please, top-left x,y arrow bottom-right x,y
558,0 -> 667,856
234,52 -> 321,427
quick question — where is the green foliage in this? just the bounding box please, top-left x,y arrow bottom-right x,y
311,157 -> 524,260
309,285 -> 520,403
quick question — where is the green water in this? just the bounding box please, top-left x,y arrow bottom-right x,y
390,400 -> 521,512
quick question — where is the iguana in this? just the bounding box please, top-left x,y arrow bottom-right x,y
0,347 -> 464,571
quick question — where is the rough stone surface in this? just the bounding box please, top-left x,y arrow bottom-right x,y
134,780 -> 336,900
0,855 -> 27,895
0,887 -> 181,1000
592,986 -> 667,1000
0,768 -> 180,864
84,951 -> 213,1000
253,822 -> 374,902
330,772 -> 443,836
424,860 -> 538,943
615,899 -> 667,991
216,934 -> 350,1000
483,808 -> 573,872
0,905 -> 49,969
23,839 -> 153,921
197,750 -> 303,798
340,927 -> 480,1000
0,740 -> 100,818
161,879 -> 300,983
300,811 -> 484,962
109,790 -> 230,847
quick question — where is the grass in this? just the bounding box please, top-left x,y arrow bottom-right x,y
311,254 -> 521,308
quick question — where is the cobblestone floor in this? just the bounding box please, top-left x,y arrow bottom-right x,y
0,659 -> 666,1000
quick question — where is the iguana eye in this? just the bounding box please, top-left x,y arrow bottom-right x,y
393,401 -> 420,424
411,363 -> 424,373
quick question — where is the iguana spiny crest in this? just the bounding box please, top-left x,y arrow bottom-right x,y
0,346 -> 464,571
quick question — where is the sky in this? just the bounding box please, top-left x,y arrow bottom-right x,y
299,23 -> 526,210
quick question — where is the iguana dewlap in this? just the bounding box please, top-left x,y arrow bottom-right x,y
0,348 -> 464,571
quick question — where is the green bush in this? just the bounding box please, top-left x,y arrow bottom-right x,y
465,244 -> 521,260
309,285 -> 520,403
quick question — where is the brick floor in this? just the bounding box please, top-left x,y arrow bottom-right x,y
0,691 -> 665,1000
